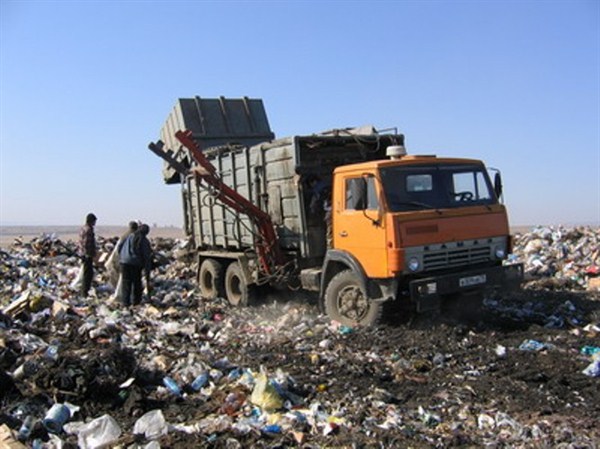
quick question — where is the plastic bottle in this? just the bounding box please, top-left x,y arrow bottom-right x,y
191,372 -> 209,391
18,416 -> 34,441
581,346 -> 600,356
162,376 -> 182,396
45,345 -> 59,361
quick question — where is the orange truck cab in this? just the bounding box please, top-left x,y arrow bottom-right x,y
320,147 -> 523,325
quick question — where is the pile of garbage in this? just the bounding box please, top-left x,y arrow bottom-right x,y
0,230 -> 599,448
511,225 -> 599,291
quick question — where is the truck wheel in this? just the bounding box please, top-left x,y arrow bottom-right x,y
225,262 -> 254,306
324,270 -> 382,327
199,259 -> 224,300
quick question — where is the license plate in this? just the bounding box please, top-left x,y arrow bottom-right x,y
459,274 -> 487,287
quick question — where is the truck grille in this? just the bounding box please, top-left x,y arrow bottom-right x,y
423,245 -> 491,270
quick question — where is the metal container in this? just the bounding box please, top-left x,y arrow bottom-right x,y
160,96 -> 275,184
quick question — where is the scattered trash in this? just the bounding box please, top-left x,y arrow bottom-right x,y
511,225 -> 600,291
582,360 -> 600,378
580,346 -> 600,357
43,403 -> 71,433
0,229 -> 598,447
191,372 -> 209,391
250,369 -> 283,412
518,339 -> 555,352
17,416 -> 34,442
162,376 -> 182,397
133,410 -> 168,440
495,344 -> 507,357
75,414 -> 121,449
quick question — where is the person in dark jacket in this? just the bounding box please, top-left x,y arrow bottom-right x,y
117,223 -> 153,306
78,213 -> 97,297
106,221 -> 139,301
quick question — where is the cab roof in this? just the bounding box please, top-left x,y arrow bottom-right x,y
333,155 -> 485,174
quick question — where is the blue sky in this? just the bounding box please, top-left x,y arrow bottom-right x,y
1,0 -> 598,227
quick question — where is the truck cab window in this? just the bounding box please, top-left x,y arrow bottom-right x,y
452,171 -> 492,202
346,176 -> 378,210
381,163 -> 496,212
407,174 -> 433,192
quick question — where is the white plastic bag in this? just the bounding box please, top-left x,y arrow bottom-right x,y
133,409 -> 168,440
70,266 -> 83,291
77,414 -> 121,449
104,246 -> 120,287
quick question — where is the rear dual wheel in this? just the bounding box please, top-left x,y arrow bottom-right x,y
199,259 -> 224,300
224,262 -> 255,306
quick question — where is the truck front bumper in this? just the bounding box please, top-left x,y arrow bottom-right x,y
408,263 -> 523,312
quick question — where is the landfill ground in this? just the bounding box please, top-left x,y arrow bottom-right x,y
1,226 -> 599,448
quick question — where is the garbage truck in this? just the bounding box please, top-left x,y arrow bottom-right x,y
149,96 -> 522,326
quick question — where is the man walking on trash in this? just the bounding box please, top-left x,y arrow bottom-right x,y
78,213 -> 97,297
117,223 -> 153,306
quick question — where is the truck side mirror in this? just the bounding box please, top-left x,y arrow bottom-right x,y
494,172 -> 503,199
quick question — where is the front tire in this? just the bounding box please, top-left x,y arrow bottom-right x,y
324,270 -> 382,327
224,262 -> 254,306
198,258 -> 224,300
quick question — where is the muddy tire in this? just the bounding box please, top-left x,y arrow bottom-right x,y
224,262 -> 254,306
324,270 -> 382,327
199,258 -> 224,300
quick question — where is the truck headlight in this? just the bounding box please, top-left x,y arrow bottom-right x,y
408,257 -> 420,272
495,246 -> 506,259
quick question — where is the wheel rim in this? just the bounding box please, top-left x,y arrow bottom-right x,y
337,285 -> 369,321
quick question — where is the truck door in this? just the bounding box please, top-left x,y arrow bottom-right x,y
334,174 -> 388,278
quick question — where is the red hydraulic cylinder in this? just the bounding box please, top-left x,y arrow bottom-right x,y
174,130 -> 285,276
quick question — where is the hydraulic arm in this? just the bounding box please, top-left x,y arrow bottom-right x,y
148,130 -> 285,276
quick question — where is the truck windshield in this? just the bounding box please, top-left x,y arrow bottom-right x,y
380,163 -> 497,212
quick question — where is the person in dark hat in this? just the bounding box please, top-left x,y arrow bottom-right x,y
117,223 -> 153,306
78,212 -> 97,297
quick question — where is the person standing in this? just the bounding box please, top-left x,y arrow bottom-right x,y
105,221 -> 139,302
78,213 -> 97,297
118,223 -> 153,306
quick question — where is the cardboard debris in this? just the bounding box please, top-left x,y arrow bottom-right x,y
0,424 -> 27,449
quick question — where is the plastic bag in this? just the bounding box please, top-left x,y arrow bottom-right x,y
582,360 -> 600,377
77,414 -> 121,449
133,410 -> 168,440
104,247 -> 120,287
70,266 -> 84,291
250,370 -> 283,412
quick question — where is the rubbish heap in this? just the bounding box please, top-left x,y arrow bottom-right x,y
1,229 -> 599,448
510,225 -> 599,291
